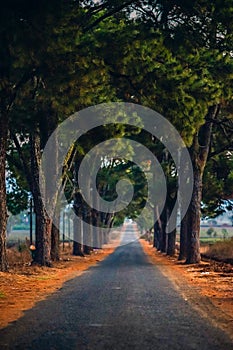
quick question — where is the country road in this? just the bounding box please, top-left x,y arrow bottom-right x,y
0,224 -> 232,350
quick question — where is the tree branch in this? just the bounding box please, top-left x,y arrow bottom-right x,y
209,145 -> 233,159
84,0 -> 135,32
198,104 -> 220,164
12,134 -> 33,192
7,69 -> 37,113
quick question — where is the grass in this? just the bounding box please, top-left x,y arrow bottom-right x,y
0,291 -> 6,298
200,237 -> 223,244
205,238 -> 233,260
176,226 -> 233,245
36,276 -> 51,281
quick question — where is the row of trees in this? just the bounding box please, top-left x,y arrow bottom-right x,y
1,0 -> 233,270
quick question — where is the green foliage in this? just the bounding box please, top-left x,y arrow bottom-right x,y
222,228 -> 229,239
2,2 -> 122,225
1,1 -> 233,252
202,151 -> 233,218
206,227 -> 215,237
6,141 -> 30,215
7,189 -> 29,216
94,17 -> 233,146
96,159 -> 148,224
112,215 -> 125,227
133,0 -> 233,52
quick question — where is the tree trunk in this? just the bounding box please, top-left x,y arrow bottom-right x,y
45,111 -> 59,260
103,230 -> 108,244
84,205 -> 94,254
30,131 -> 52,266
34,209 -> 52,266
51,201 -> 61,261
73,216 -> 84,257
0,114 -> 8,271
186,105 -> 219,264
92,210 -> 100,249
92,190 -> 102,249
166,207 -> 177,257
73,173 -> 84,256
83,244 -> 92,255
167,228 -> 176,256
166,195 -> 177,256
178,211 -> 188,260
159,208 -> 167,253
73,241 -> 84,256
51,221 -> 60,261
83,208 -> 92,255
99,228 -> 103,248
178,146 -> 190,260
104,213 -> 115,244
185,164 -> 202,264
153,204 -> 162,250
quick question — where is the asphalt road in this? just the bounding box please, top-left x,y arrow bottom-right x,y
0,224 -> 232,350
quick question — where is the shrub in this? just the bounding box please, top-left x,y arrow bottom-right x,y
221,228 -> 229,239
206,227 -> 215,237
206,237 -> 233,260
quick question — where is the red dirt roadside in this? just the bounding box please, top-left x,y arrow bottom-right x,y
0,242 -> 118,329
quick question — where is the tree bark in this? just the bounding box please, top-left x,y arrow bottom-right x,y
103,230 -> 109,244
73,215 -> 84,257
178,211 -> 188,260
34,209 -> 52,266
73,240 -> 84,256
51,221 -> 60,261
92,210 -> 100,249
153,205 -> 162,250
166,193 -> 178,256
166,205 -> 177,257
83,244 -> 92,255
83,207 -> 92,255
159,207 -> 167,253
167,228 -> 176,256
13,110 -> 59,266
45,111 -> 60,260
30,131 -> 52,266
0,114 -> 8,271
92,189 -> 102,249
178,146 -> 190,260
73,166 -> 85,256
186,105 -> 220,264
51,202 -> 60,261
185,162 -> 202,264
98,227 -> 103,248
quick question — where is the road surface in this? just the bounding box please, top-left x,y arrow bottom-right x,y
0,224 -> 232,349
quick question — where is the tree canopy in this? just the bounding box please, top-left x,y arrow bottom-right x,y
0,0 -> 233,269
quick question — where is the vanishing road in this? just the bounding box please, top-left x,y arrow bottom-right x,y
0,224 -> 232,350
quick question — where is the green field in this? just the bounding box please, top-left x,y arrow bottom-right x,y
7,229 -> 71,245
9,226 -> 233,246
176,226 -> 233,245
200,227 -> 233,244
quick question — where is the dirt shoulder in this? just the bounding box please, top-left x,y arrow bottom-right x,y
0,240 -> 120,329
139,238 -> 233,340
